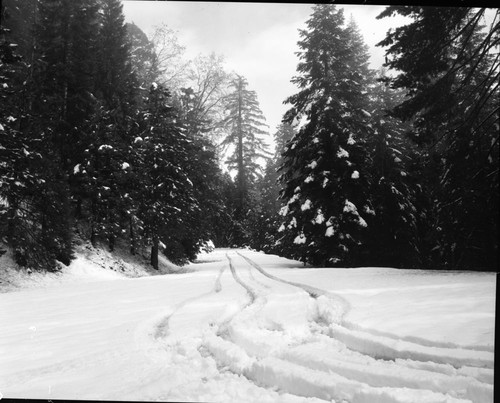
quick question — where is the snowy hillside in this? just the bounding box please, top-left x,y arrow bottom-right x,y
0,239 -> 187,293
0,249 -> 495,402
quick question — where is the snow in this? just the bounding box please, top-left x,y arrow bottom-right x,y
337,146 -> 349,158
98,144 -> 113,151
343,199 -> 358,214
304,175 -> 314,183
351,170 -> 360,179
301,199 -> 312,211
307,161 -> 318,170
288,194 -> 300,205
73,164 -> 80,174
279,205 -> 289,216
293,234 -> 307,244
314,210 -> 325,224
325,227 -> 335,237
122,162 -> 130,170
0,248 -> 495,402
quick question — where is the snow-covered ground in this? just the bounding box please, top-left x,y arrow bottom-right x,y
0,248 -> 495,402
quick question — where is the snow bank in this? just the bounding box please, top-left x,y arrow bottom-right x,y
0,239 -> 189,293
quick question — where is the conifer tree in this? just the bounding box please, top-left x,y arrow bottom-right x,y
1,0 -> 37,62
95,0 -> 135,112
247,123 -> 296,253
136,84 -> 197,268
176,85 -> 228,255
278,5 -> 375,266
126,22 -> 159,91
0,3 -> 34,260
10,0 -> 104,269
221,75 -> 270,218
363,71 -> 420,267
275,122 -> 296,166
76,0 -> 138,250
377,7 -> 499,269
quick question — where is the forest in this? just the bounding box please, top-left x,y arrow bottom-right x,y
0,1 -> 498,272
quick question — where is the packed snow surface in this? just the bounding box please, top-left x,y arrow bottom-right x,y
0,249 -> 495,402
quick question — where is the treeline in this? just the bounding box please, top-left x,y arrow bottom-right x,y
254,6 -> 498,271
0,0 -> 246,270
1,2 -> 498,272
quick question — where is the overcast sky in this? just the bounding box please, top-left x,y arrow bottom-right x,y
121,1 -> 408,136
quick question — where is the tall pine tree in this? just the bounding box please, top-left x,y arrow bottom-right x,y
377,7 -> 499,270
220,74 -> 270,244
278,5 -> 375,266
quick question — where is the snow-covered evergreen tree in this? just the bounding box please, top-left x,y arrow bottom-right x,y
135,84 -> 197,268
377,7 -> 499,269
275,122 -> 295,167
126,22 -> 159,93
246,123 -> 296,253
21,0 -> 105,267
278,5 -> 375,266
362,69 -> 420,267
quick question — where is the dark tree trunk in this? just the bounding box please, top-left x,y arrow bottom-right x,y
108,234 -> 115,252
151,236 -> 159,270
129,216 -> 136,255
7,197 -> 18,244
90,200 -> 97,247
90,228 -> 97,248
75,198 -> 82,219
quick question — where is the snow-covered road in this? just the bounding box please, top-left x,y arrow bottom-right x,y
0,249 -> 495,402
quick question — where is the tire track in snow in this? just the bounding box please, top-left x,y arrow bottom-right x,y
237,251 -> 339,299
342,320 -> 495,353
213,253 -> 271,340
327,322 -> 494,369
205,330 -> 483,403
137,258 -> 307,403
279,343 -> 493,402
234,252 -> 346,326
246,263 -> 271,289
236,251 -> 494,367
226,253 -> 258,304
226,251 -> 494,402
153,263 -> 227,339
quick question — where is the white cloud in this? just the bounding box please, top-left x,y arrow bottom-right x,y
122,2 -> 412,140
